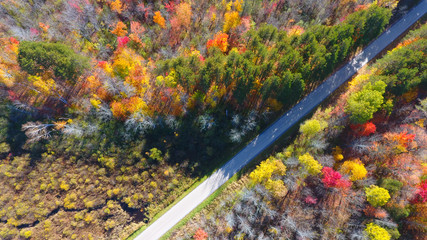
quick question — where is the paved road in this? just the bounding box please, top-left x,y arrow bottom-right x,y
135,2 -> 427,239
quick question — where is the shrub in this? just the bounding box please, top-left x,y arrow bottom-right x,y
193,228 -> 208,240
386,228 -> 400,240
153,11 -> 166,29
379,178 -> 403,196
365,185 -> 391,207
20,230 -> 32,239
386,204 -> 410,221
223,11 -> 240,33
341,160 -> 367,181
148,148 -> 163,162
249,157 -> 286,184
299,119 -> 326,138
411,180 -> 427,204
207,32 -> 229,53
365,223 -> 391,240
298,153 -> 322,175
350,122 -> 376,136
105,219 -> 116,230
322,167 -> 351,189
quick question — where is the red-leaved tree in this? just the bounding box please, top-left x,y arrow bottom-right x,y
412,180 -> 427,204
350,121 -> 376,136
322,167 -> 352,189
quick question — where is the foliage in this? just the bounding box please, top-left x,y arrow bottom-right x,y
322,167 -> 351,189
223,11 -> 241,33
365,223 -> 391,240
249,157 -> 286,184
412,180 -> 427,203
167,23 -> 427,240
110,0 -> 123,14
379,178 -> 403,196
111,21 -> 128,37
333,146 -> 344,161
193,228 -> 208,240
174,2 -> 192,29
298,153 -> 322,175
148,148 -> 163,163
365,185 -> 391,207
350,122 -> 376,136
153,11 -> 166,29
18,41 -> 89,83
206,32 -> 229,53
299,119 -> 326,138
0,0 -> 404,239
341,160 -> 367,181
346,80 -> 387,124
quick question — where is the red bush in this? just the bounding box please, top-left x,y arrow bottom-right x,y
350,122 -> 376,136
412,180 -> 427,204
193,228 -> 208,240
322,167 -> 352,189
117,36 -> 130,48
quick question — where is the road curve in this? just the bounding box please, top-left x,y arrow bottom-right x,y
135,2 -> 427,239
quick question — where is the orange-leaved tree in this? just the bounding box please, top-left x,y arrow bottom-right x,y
111,21 -> 128,37
153,11 -> 166,29
207,32 -> 229,53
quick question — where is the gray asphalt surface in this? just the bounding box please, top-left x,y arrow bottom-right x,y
135,1 -> 427,239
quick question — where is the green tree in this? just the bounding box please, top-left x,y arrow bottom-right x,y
345,4 -> 391,47
18,41 -> 89,83
379,178 -> 403,196
346,80 -> 386,124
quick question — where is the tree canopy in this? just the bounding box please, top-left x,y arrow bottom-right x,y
18,41 -> 89,83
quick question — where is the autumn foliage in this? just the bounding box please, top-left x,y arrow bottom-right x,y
322,167 -> 351,189
111,21 -> 128,37
412,180 -> 427,204
0,0 -> 413,239
206,32 -> 229,53
365,185 -> 391,207
193,228 -> 208,240
153,11 -> 166,29
350,122 -> 376,136
299,153 -> 322,175
341,159 -> 367,181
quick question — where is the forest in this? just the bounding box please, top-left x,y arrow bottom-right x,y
0,0 -> 421,239
170,23 -> 427,240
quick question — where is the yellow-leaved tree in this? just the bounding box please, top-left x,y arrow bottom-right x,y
298,153 -> 322,175
341,159 -> 367,181
249,157 -> 287,197
223,11 -> 240,33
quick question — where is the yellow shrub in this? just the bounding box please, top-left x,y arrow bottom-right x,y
298,153 -> 322,175
341,160 -> 367,181
153,11 -> 166,29
365,223 -> 391,240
